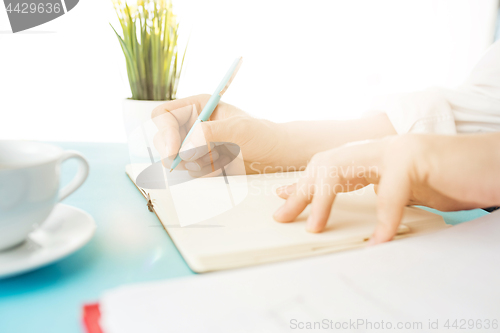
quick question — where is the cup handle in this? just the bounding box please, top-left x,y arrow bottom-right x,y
57,151 -> 90,202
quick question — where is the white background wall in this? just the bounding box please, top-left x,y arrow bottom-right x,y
0,0 -> 498,142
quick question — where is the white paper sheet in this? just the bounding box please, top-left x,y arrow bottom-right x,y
101,211 -> 500,333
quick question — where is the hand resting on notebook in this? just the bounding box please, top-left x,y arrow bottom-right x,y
274,133 -> 500,244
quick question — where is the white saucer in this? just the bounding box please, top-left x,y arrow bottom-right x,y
0,204 -> 96,279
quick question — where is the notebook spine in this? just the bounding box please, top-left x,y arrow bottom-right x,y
141,189 -> 155,212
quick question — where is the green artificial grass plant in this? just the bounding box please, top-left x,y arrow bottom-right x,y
111,0 -> 187,100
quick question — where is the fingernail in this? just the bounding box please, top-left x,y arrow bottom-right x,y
276,186 -> 286,194
185,162 -> 201,171
276,185 -> 294,196
306,215 -> 317,233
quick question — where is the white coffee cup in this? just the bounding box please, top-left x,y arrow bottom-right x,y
0,141 -> 89,251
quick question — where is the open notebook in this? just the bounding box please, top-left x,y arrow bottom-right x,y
126,164 -> 449,272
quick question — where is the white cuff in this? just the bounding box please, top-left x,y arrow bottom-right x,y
369,88 -> 457,135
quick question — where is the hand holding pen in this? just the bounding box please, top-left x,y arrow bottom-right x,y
150,58 -> 295,176
168,57 -> 243,172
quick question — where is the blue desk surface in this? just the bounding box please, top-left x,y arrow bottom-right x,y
0,142 -> 489,333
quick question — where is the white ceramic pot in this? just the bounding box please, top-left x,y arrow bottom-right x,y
122,99 -> 171,171
122,99 -> 168,139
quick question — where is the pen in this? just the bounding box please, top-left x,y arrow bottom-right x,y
169,57 -> 243,172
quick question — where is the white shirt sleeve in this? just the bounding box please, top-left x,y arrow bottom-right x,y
370,40 -> 500,134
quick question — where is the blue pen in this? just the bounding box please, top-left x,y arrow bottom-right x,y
169,57 -> 243,172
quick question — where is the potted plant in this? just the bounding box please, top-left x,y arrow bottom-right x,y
111,0 -> 187,138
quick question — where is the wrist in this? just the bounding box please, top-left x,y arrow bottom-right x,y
275,122 -> 316,170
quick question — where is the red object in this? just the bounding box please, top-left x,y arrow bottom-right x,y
82,303 -> 104,333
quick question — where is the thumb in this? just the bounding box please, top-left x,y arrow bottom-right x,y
369,166 -> 411,245
178,119 -> 232,162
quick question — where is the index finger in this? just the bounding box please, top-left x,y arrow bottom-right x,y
307,177 -> 337,233
151,104 -> 198,161
369,166 -> 411,245
151,95 -> 210,129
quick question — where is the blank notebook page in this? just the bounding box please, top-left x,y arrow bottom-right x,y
126,164 -> 449,272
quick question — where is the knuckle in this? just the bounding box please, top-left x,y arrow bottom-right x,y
310,153 -> 321,165
386,134 -> 423,171
197,94 -> 212,104
234,117 -> 252,133
309,152 -> 329,174
151,104 -> 167,119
